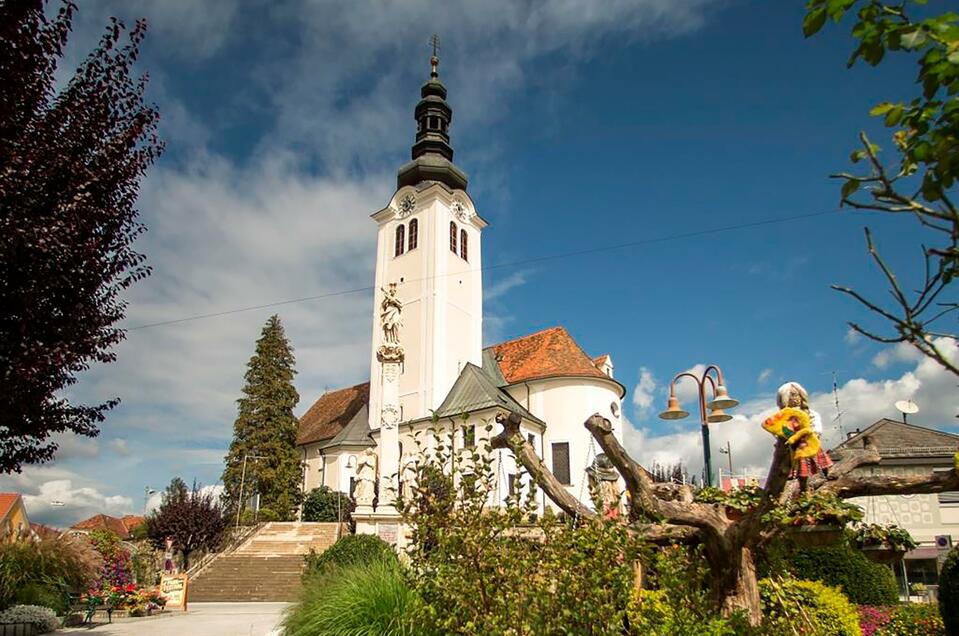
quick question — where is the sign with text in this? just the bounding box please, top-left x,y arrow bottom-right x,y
160,574 -> 189,610
378,523 -> 398,545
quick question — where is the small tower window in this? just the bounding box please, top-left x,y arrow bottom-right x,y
395,224 -> 405,257
408,218 -> 418,251
450,221 -> 457,253
460,229 -> 468,261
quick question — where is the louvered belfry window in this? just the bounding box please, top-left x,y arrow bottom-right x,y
552,442 -> 571,485
395,224 -> 405,256
450,221 -> 457,253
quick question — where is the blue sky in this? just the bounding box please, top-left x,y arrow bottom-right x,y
6,0 -> 956,526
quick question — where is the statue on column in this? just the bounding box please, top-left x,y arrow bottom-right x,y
400,454 -> 418,501
587,453 -> 622,518
354,448 -> 378,507
378,282 -> 404,361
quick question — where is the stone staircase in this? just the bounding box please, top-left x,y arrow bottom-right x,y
188,522 -> 344,602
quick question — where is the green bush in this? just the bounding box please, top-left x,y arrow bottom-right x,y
760,578 -> 861,636
772,540 -> 898,606
304,534 -> 396,578
301,486 -> 353,523
283,559 -> 414,636
880,603 -> 945,636
939,546 -> 959,634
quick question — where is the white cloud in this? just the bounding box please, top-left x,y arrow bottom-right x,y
845,327 -> 862,345
757,368 -> 773,384
626,339 -> 959,482
632,367 -> 658,417
872,341 -> 923,369
20,477 -> 134,528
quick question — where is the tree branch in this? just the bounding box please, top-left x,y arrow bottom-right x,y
490,412 -> 595,520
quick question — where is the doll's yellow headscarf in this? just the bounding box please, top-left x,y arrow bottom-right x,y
762,407 -> 820,459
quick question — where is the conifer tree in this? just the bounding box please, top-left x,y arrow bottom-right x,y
221,315 -> 302,521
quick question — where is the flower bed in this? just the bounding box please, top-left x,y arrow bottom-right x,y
81,584 -> 167,618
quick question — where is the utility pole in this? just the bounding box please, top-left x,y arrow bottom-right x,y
718,441 -> 733,476
235,454 -> 267,530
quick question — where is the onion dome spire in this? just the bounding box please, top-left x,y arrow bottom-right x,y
397,36 -> 468,191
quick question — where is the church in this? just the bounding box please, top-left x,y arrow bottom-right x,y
295,52 -> 626,541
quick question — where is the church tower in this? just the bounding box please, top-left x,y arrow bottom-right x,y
368,50 -> 486,432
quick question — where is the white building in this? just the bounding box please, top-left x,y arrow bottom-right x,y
296,54 -> 625,541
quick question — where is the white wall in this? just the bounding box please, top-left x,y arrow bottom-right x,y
505,376 -> 624,511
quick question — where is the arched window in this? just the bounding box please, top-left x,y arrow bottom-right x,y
460,229 -> 468,261
450,221 -> 457,253
408,218 -> 418,251
395,224 -> 405,257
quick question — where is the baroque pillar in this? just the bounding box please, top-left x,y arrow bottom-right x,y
376,282 -> 403,514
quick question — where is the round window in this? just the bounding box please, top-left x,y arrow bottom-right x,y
610,402 -> 620,418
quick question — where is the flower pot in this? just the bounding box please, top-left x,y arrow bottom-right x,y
784,524 -> 843,547
861,543 -> 907,564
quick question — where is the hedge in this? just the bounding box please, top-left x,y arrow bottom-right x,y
939,546 -> 959,635
304,534 -> 396,578
779,541 -> 899,606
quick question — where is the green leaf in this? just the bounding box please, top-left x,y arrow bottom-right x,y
869,102 -> 895,116
841,178 -> 861,199
900,28 -> 928,49
804,7 -> 828,37
884,105 -> 904,126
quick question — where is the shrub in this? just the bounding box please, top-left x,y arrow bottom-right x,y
760,578 -> 862,636
0,535 -> 102,610
89,529 -> 133,587
939,546 -> 959,634
0,605 -> 60,633
305,534 -> 395,578
283,560 -> 414,636
775,541 -> 899,606
858,605 -> 893,636
879,603 -> 945,636
628,546 -> 751,636
302,486 -> 353,523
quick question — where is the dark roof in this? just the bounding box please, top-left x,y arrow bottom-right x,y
297,382 -> 370,446
484,326 -> 623,395
434,363 -> 545,425
318,404 -> 374,449
834,418 -> 959,459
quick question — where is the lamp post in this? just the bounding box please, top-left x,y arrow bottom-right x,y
143,486 -> 158,516
659,365 -> 739,488
235,454 -> 268,530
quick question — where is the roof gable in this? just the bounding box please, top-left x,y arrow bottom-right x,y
297,382 -> 370,446
71,513 -> 131,537
0,493 -> 21,522
485,326 -> 610,386
319,403 -> 374,449
434,363 -> 545,425
835,418 -> 959,458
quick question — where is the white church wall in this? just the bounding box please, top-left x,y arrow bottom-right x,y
505,377 -> 624,510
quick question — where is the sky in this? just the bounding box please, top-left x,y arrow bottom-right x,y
6,0 -> 957,526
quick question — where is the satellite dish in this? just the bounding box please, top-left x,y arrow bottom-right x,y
895,399 -> 919,424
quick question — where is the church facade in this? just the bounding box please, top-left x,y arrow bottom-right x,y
296,54 -> 626,541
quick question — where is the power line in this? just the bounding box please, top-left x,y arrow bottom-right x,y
127,209 -> 840,331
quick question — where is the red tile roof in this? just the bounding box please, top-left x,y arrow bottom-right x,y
489,327 -> 612,385
593,354 -> 611,368
121,515 -> 145,533
71,514 -> 132,538
0,493 -> 20,522
297,381 -> 370,446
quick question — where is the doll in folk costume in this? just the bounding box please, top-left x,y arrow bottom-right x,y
762,381 -> 833,489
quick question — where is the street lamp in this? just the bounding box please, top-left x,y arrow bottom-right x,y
718,441 -> 733,476
235,454 -> 268,530
143,487 -> 158,515
659,365 -> 739,488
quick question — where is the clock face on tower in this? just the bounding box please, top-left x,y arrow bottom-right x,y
397,193 -> 416,218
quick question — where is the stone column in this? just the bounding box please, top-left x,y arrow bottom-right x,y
377,357 -> 401,513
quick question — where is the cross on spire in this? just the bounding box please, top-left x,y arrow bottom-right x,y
429,34 -> 440,78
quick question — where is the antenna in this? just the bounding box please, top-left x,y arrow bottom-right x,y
895,399 -> 919,425
830,371 -> 846,438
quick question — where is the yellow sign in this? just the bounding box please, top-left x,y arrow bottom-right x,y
160,574 -> 189,611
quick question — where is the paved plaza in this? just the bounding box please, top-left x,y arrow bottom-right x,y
60,603 -> 289,636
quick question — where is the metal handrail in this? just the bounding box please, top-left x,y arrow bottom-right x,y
184,522 -> 264,579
